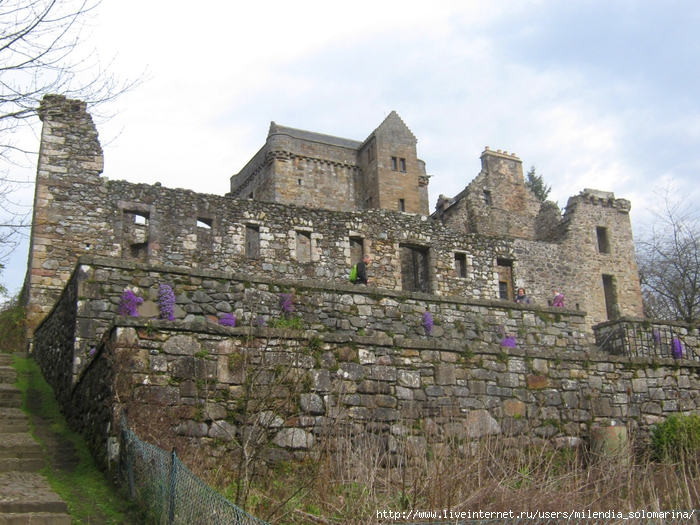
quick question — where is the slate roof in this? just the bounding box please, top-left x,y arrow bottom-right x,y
269,122 -> 363,150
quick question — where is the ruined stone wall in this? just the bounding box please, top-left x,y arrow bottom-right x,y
37,314 -> 700,470
439,149 -> 542,239
31,257 -> 592,382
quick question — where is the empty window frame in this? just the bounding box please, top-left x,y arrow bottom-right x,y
455,253 -> 467,278
596,226 -> 611,254
391,157 -> 398,171
296,230 -> 312,263
246,225 -> 260,258
483,190 -> 492,206
197,217 -> 213,229
400,245 -> 430,293
399,158 -> 406,172
349,237 -> 364,265
399,199 -> 405,212
602,274 -> 617,320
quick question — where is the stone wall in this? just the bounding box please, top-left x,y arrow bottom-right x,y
39,314 -> 700,470
32,256 -> 593,383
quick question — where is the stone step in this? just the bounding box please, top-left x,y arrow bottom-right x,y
0,512 -> 72,525
0,472 -> 69,515
0,435 -> 43,461
0,386 -> 21,409
0,369 -> 16,385
0,409 -> 29,435
0,357 -> 12,368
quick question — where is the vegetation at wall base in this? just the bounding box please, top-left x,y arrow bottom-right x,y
13,355 -> 143,525
651,413 -> 700,462
0,294 -> 26,352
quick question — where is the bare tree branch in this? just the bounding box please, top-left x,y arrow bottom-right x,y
636,185 -> 700,324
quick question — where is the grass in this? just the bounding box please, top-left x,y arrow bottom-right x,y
13,355 -> 143,524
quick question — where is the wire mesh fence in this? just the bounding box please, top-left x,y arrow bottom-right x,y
119,419 -> 268,525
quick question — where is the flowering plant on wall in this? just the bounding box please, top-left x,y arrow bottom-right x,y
500,336 -> 517,348
279,293 -> 294,317
158,283 -> 176,321
672,337 -> 684,359
422,311 -> 434,335
219,313 -> 236,327
118,289 -> 143,317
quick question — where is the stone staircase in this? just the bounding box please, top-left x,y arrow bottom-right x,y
0,355 -> 71,525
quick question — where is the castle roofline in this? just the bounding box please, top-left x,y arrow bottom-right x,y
269,122 -> 362,150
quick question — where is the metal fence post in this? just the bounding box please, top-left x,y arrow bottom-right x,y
168,448 -> 178,524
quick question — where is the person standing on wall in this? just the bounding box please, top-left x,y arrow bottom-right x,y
515,288 -> 531,304
552,290 -> 565,307
356,254 -> 371,285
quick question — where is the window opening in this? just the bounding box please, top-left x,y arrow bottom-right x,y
602,274 -> 617,320
400,245 -> 430,293
391,157 -> 398,171
349,237 -> 364,264
455,253 -> 467,278
483,190 -> 492,206
197,218 -> 212,229
399,199 -> 405,212
597,226 -> 610,254
399,158 -> 406,172
246,225 -> 260,258
296,231 -> 312,263
496,258 -> 514,301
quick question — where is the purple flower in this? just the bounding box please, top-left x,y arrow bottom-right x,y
279,294 -> 294,317
254,316 -> 266,327
422,311 -> 434,335
88,347 -> 96,357
652,329 -> 661,345
158,283 -> 176,321
118,289 -> 143,317
219,313 -> 236,327
501,336 -> 517,348
672,338 -> 684,359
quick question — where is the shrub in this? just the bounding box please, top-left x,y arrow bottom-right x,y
0,295 -> 25,352
651,413 -> 700,461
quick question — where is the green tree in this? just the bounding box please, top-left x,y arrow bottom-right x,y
525,165 -> 552,202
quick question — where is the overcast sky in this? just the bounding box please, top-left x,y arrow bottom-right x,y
3,0 -> 700,295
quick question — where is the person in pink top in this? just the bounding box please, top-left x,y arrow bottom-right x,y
552,291 -> 565,307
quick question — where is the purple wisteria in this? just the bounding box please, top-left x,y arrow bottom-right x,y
158,283 -> 176,321
652,329 -> 661,345
501,336 -> 517,348
253,316 -> 266,327
672,338 -> 684,359
219,313 -> 236,327
422,311 -> 434,335
118,289 -> 143,317
279,294 -> 294,317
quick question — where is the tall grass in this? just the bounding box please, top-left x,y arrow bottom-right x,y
0,293 -> 26,352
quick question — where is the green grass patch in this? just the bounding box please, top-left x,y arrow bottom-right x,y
12,355 -> 142,524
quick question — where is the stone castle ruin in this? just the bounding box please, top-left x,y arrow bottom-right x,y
23,95 -> 700,468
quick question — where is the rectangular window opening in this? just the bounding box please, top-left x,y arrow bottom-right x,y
350,237 -> 364,265
455,253 -> 467,278
399,158 -> 406,172
597,226 -> 611,254
391,157 -> 398,171
483,190 -> 492,206
603,274 -> 617,320
400,245 -> 430,293
399,199 -> 405,212
197,217 -> 213,229
496,258 -> 514,301
296,230 -> 312,263
246,225 -> 260,258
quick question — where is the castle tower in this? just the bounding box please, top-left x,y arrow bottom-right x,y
356,111 -> 429,214
22,95 -> 105,335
